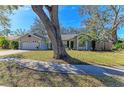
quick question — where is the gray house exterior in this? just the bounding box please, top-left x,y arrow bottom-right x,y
16,33 -> 93,50
8,33 -> 112,51
60,34 -> 92,50
17,33 -> 48,50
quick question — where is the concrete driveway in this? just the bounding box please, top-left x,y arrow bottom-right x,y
0,50 -> 29,56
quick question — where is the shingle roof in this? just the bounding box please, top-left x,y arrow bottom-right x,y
61,34 -> 78,40
44,34 -> 78,41
7,33 -> 78,41
33,33 -> 47,39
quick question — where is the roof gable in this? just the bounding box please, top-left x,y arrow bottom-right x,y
44,34 -> 78,41
16,33 -> 78,41
17,33 -> 48,40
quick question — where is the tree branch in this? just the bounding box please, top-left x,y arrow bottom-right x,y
31,5 -> 43,14
117,5 -> 120,14
111,5 -> 117,14
45,5 -> 52,12
79,33 -> 96,40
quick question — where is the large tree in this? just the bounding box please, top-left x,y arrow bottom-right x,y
79,5 -> 124,43
32,5 -> 69,59
109,5 -> 124,43
30,17 -> 47,35
60,26 -> 81,34
0,28 -> 10,36
0,6 -> 19,36
13,28 -> 27,36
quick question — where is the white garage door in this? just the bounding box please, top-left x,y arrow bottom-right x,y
22,42 -> 39,50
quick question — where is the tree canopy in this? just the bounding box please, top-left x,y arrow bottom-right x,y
78,5 -> 124,43
0,5 -> 20,36
30,17 -> 47,35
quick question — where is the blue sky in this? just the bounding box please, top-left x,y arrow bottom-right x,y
9,5 -> 124,38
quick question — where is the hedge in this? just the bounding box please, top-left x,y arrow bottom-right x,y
0,36 -> 19,49
10,41 -> 19,49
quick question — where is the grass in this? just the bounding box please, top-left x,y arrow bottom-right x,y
0,62 -> 124,87
0,49 -> 9,51
4,50 -> 124,66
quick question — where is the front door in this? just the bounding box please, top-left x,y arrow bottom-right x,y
70,41 -> 74,49
92,40 -> 96,51
67,41 -> 69,48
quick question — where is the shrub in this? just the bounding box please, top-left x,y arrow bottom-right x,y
112,41 -> 124,50
0,37 -> 5,46
10,41 -> 19,49
117,40 -> 123,43
121,43 -> 124,49
0,38 -> 9,49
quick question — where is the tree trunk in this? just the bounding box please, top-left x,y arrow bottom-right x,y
110,5 -> 120,44
112,29 -> 118,44
111,22 -> 118,44
111,21 -> 118,43
32,5 -> 69,59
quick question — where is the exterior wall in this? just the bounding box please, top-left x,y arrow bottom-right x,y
39,40 -> 48,50
95,41 -> 112,51
73,38 -> 77,50
63,40 -> 68,48
62,36 -> 92,51
87,41 -> 92,50
18,34 -> 112,51
76,35 -> 92,51
95,42 -> 103,51
20,35 -> 40,42
78,41 -> 92,50
104,42 -> 112,51
62,38 -> 77,50
43,35 -> 92,51
19,34 -> 47,50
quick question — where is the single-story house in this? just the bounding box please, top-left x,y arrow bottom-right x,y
8,33 -> 112,51
14,33 -> 93,50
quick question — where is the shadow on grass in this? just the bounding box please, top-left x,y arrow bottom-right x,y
1,62 -> 124,87
92,75 -> 124,87
63,56 -> 90,65
1,63 -> 82,87
49,56 -> 90,65
1,53 -> 124,87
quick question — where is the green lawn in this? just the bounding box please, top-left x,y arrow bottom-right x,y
0,62 -> 124,87
4,50 -> 124,66
0,49 -> 9,51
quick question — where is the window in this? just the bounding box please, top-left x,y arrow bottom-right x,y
28,35 -> 31,37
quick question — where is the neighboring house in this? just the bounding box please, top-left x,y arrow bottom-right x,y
8,33 -> 112,51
